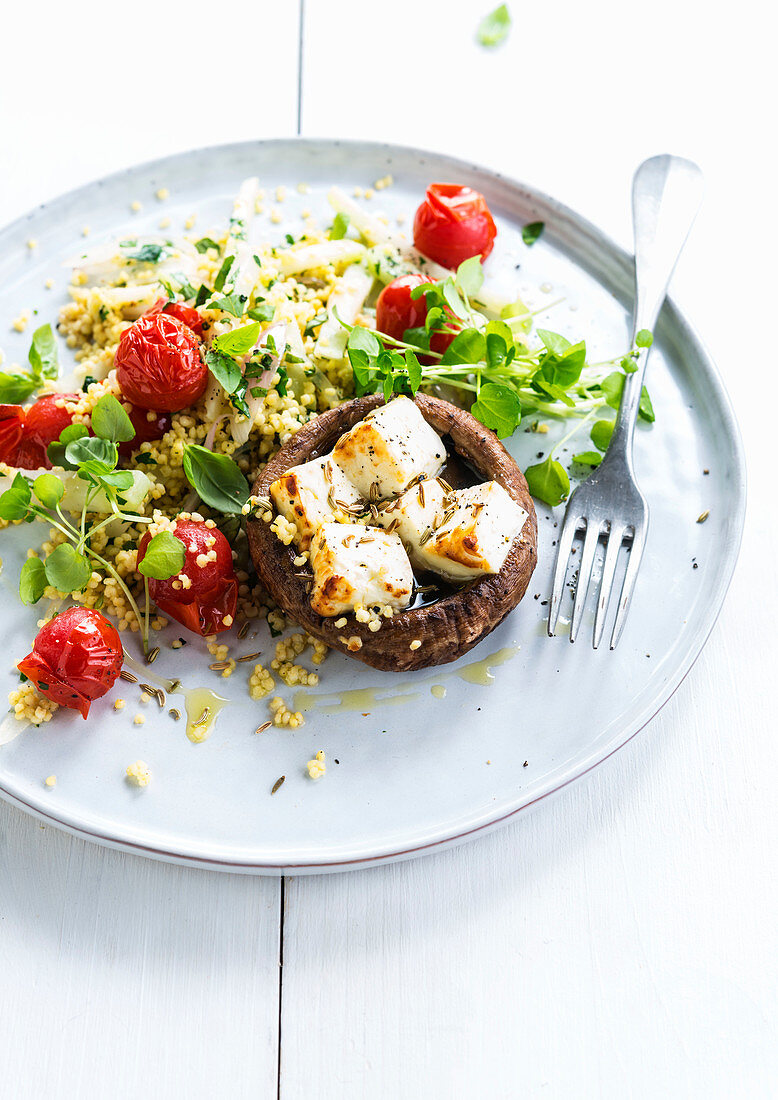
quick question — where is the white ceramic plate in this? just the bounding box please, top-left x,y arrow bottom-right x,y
0,139 -> 745,873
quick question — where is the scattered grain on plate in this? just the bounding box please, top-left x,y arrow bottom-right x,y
126,760 -> 151,787
306,750 -> 326,779
26,239 -> 38,250
114,698 -> 126,711
44,775 -> 57,788
155,187 -> 170,201
409,639 -> 422,651
130,200 -> 142,213
133,714 -> 145,726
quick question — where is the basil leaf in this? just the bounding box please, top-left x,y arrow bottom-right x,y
572,451 -> 602,468
195,284 -> 210,307
205,348 -> 243,394
635,328 -> 653,348
214,254 -> 235,292
47,423 -> 89,469
591,419 -> 615,452
522,221 -> 545,247
329,212 -> 350,240
455,256 -> 484,298
138,529 -> 186,580
471,382 -> 521,437
195,237 -> 220,254
248,301 -> 275,323
182,444 -> 250,514
65,436 -> 118,477
477,3 -> 511,46
28,324 -> 59,379
0,473 -> 32,521
44,543 -> 92,593
0,371 -> 38,403
208,293 -> 245,317
91,393 -> 135,443
127,243 -> 164,263
213,322 -> 261,358
19,557 -> 47,605
33,473 -> 64,509
524,455 -> 570,507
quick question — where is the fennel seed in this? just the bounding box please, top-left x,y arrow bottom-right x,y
120,670 -> 138,684
271,776 -> 285,795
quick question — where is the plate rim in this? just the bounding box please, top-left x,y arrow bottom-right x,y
0,136 -> 747,874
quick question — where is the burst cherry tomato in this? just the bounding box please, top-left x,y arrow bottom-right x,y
145,297 -> 205,337
17,607 -> 123,719
413,183 -> 497,269
375,274 -> 455,359
138,518 -> 237,636
17,393 -> 78,469
117,405 -> 171,457
115,313 -> 207,413
0,405 -> 25,466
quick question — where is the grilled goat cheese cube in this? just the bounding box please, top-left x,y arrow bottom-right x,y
418,481 -> 529,581
269,457 -> 363,550
309,522 -> 413,617
375,477 -> 448,563
331,396 -> 445,500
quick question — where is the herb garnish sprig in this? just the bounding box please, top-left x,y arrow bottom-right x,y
0,324 -> 60,403
0,394 -> 184,653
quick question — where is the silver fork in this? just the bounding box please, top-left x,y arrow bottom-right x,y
547,155 -> 704,649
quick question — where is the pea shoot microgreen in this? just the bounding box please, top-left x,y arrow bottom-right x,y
476,3 -> 512,47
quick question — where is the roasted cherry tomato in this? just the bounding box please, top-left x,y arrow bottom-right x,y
117,404 -> 171,457
145,297 -> 205,337
138,518 -> 237,636
115,313 -> 207,413
413,183 -> 497,269
0,404 -> 25,466
17,607 -> 123,719
16,393 -> 78,469
375,274 -> 455,359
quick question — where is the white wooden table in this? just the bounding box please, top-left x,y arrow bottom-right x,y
1,2 -> 776,1096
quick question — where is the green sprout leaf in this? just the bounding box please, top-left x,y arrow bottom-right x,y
521,221 -> 545,247
91,394 -> 135,443
212,321 -> 261,358
591,419 -> 615,452
32,473 -> 64,509
64,436 -> 118,478
635,328 -> 653,348
127,243 -> 164,264
44,543 -> 92,593
572,451 -> 603,468
182,444 -> 250,514
639,386 -> 655,423
28,324 -> 59,379
19,557 -> 47,605
194,237 -> 220,254
524,455 -> 570,507
138,529 -> 186,580
47,423 -> 89,469
347,326 -> 381,357
455,256 -> 484,298
405,349 -> 422,394
471,382 -> 522,437
0,473 -> 32,521
476,3 -> 511,46
329,212 -> 350,240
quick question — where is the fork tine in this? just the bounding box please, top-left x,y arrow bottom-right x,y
547,513 -> 579,637
610,525 -> 646,649
569,520 -> 600,643
593,524 -> 624,649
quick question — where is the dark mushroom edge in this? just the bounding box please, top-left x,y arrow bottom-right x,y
247,394 -> 538,672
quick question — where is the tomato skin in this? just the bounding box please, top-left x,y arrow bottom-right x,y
0,405 -> 25,465
145,297 -> 205,337
17,607 -> 123,719
138,518 -> 237,637
18,393 -> 78,469
117,404 -> 171,457
375,274 -> 455,360
413,183 -> 497,269
115,313 -> 207,413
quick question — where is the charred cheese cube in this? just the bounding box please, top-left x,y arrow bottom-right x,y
309,522 -> 413,617
375,476 -> 448,563
331,396 -> 445,500
418,481 -> 528,581
269,456 -> 363,549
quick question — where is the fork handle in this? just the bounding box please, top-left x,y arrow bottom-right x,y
610,155 -> 704,460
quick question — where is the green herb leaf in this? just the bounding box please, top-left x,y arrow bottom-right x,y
572,451 -> 602,468
46,423 -> 89,469
64,436 -> 118,477
477,3 -> 511,46
501,298 -> 532,332
0,473 -> 32,521
99,470 -> 135,492
405,349 -> 422,394
19,557 -> 47,605
91,393 -> 135,443
521,221 -> 545,247
127,243 -> 164,264
44,543 -> 92,593
471,382 -> 522,437
639,385 -> 655,423
195,237 -> 220,254
182,444 -> 250,514
138,529 -> 186,580
32,473 -> 64,509
439,328 -> 486,365
455,256 -> 484,298
524,455 -> 570,507
248,300 -> 275,323
214,254 -> 235,292
536,329 -> 570,356
205,348 -> 243,394
212,322 -> 260,358
329,212 -> 350,240
591,419 -> 615,452
194,284 -> 210,307
600,371 -> 625,410
635,328 -> 653,348
0,371 -> 39,403
28,324 -> 59,379
208,293 -> 244,317
347,326 -> 381,357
